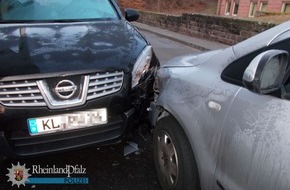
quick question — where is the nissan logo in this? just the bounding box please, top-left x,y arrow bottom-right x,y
55,80 -> 77,99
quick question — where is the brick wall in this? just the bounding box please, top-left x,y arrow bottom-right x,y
137,11 -> 276,45
268,0 -> 285,12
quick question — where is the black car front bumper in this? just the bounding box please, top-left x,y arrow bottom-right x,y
0,109 -> 134,157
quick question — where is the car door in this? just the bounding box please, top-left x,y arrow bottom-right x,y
215,88 -> 290,190
215,38 -> 290,190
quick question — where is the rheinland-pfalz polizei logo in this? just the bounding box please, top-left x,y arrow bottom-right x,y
6,162 -> 31,188
6,163 -> 88,187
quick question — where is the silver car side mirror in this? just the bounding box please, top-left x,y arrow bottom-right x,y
243,49 -> 289,94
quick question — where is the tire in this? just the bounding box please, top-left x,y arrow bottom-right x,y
153,116 -> 200,190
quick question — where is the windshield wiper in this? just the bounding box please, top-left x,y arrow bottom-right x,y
50,19 -> 84,23
0,19 -> 81,24
0,18 -> 117,24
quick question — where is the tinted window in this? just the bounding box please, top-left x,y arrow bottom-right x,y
0,0 -> 118,22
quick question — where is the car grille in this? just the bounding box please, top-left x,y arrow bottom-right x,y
87,71 -> 124,100
0,71 -> 124,107
0,80 -> 46,107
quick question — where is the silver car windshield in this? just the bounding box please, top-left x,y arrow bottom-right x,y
0,0 -> 118,22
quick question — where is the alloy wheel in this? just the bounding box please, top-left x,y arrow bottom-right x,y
157,130 -> 179,188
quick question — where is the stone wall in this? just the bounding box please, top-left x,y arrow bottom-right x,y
137,11 -> 276,45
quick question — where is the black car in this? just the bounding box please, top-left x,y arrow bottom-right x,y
0,0 -> 159,157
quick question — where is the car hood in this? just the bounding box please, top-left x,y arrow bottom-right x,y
162,50 -> 222,68
0,21 -> 147,79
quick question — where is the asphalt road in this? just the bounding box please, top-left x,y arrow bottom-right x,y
141,30 -> 199,65
0,30 -> 198,190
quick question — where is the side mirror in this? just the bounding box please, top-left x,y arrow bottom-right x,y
243,49 -> 289,94
125,8 -> 139,22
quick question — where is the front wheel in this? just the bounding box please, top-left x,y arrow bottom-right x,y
153,116 -> 200,190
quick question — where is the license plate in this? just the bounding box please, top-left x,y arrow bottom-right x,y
27,108 -> 107,136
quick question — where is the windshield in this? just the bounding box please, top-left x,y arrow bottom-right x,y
0,0 -> 118,22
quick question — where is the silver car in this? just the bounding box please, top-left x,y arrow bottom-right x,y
149,21 -> 290,190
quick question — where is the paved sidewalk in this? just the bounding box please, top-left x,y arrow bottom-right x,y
133,22 -> 229,51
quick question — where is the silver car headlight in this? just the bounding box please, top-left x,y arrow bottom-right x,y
132,46 -> 153,88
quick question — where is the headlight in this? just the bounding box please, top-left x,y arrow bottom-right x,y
132,46 -> 153,88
